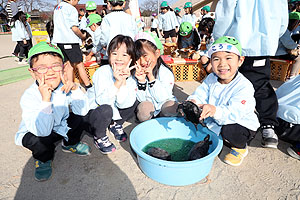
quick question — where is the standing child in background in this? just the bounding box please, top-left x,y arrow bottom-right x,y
181,2 -> 197,28
174,7 -> 182,25
13,11 -> 32,64
85,14 -> 102,62
99,0 -> 138,65
187,36 -> 260,166
150,13 -> 159,37
87,35 -> 138,153
134,32 -> 178,122
274,75 -> 300,160
79,1 -> 97,33
25,13 -> 33,54
158,1 -> 179,43
198,17 -> 215,73
177,22 -> 200,50
53,0 -> 92,89
15,42 -> 91,181
200,6 -> 210,20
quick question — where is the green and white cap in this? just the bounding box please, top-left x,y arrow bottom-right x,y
160,1 -> 168,8
26,13 -> 31,19
179,22 -> 193,36
86,1 -> 97,11
184,2 -> 192,8
201,6 -> 210,12
289,12 -> 300,20
174,7 -> 181,13
28,42 -> 64,64
134,31 -> 164,55
87,14 -> 102,27
208,36 -> 242,58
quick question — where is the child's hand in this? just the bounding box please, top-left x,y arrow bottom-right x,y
37,74 -> 53,102
199,104 -> 216,120
145,60 -> 155,81
60,72 -> 76,93
134,61 -> 146,82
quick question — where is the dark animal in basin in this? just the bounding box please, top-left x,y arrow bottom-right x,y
146,147 -> 172,161
177,101 -> 206,129
188,135 -> 212,161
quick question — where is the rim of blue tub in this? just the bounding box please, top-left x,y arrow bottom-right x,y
130,117 -> 223,168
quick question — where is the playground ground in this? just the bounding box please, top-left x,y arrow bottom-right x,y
0,35 -> 300,200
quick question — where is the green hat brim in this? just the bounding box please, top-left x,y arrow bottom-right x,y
28,42 -> 64,64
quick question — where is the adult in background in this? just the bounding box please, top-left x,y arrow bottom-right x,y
213,0 -> 288,149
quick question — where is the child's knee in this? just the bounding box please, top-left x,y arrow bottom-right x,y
160,100 -> 178,117
136,101 -> 155,122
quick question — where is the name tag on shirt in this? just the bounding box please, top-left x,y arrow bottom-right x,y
253,59 -> 266,67
64,45 -> 72,50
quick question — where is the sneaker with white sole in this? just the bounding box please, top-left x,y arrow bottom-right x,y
287,143 -> 300,160
94,136 -> 116,154
261,125 -> 278,149
61,141 -> 91,156
109,122 -> 127,142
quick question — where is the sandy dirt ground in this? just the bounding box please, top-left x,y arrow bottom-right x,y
0,35 -> 300,200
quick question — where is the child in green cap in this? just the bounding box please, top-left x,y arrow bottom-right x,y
187,36 -> 260,167
85,14 -> 103,62
15,42 -> 92,181
181,2 -> 197,28
177,21 -> 200,50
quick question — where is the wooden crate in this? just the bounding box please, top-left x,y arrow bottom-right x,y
168,62 -> 206,82
270,59 -> 293,81
73,63 -> 99,84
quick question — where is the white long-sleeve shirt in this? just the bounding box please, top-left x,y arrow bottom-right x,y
87,64 -> 137,120
213,0 -> 288,57
136,64 -> 177,116
99,10 -> 138,49
181,13 -> 197,27
158,11 -> 179,31
15,83 -> 90,146
12,20 -> 31,41
188,72 -> 260,135
276,75 -> 300,124
53,1 -> 81,44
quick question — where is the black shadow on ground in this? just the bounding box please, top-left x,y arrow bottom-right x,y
14,136 -> 137,200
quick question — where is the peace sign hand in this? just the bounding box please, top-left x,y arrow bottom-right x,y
134,61 -> 146,82
60,72 -> 76,93
37,74 -> 53,102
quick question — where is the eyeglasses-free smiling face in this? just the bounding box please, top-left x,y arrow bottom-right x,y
29,54 -> 64,89
109,43 -> 132,71
211,51 -> 244,84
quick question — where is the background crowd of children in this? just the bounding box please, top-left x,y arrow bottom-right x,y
10,0 -> 300,182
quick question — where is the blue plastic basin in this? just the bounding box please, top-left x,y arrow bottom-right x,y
130,117 -> 223,186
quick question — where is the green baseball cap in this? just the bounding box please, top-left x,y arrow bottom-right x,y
289,12 -> 300,20
179,22 -> 193,36
87,14 -> 102,27
184,2 -> 192,8
86,1 -> 97,11
290,0 -> 300,3
201,5 -> 210,12
208,36 -> 242,58
160,1 -> 168,8
28,42 -> 64,64
174,7 -> 181,13
26,13 -> 31,19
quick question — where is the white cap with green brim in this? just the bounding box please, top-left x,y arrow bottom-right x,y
208,36 -> 242,58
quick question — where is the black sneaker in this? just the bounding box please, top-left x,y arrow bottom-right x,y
287,143 -> 300,160
109,122 -> 127,142
94,136 -> 116,154
261,125 -> 278,149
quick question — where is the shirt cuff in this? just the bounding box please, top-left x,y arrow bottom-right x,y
40,101 -> 52,114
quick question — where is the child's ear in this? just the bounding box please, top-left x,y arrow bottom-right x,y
155,49 -> 161,58
238,56 -> 245,67
28,68 -> 37,80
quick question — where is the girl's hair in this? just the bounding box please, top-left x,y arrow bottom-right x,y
30,52 -> 63,68
107,34 -> 136,70
198,17 -> 215,39
135,39 -> 173,78
15,11 -> 26,26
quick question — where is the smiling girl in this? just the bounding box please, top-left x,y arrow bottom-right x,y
87,35 -> 138,153
134,32 -> 178,122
